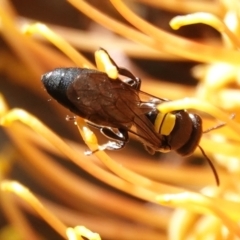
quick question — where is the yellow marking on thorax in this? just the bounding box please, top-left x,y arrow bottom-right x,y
154,113 -> 176,136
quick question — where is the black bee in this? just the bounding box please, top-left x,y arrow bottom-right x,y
41,49 -> 219,185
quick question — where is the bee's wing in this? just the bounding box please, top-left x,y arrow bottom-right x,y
67,72 -> 164,148
66,71 -> 139,125
110,87 -> 165,149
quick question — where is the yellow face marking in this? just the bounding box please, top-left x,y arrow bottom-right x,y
155,113 -> 176,136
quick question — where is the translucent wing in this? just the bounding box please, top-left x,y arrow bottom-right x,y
66,70 -> 164,148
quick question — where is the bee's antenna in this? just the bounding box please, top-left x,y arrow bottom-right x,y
203,113 -> 235,134
84,141 -> 124,156
203,122 -> 226,133
198,145 -> 219,186
200,114 -> 235,185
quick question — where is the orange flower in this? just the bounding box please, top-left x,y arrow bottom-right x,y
1,0 -> 240,239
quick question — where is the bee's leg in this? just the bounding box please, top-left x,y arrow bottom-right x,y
99,127 -> 128,150
86,128 -> 127,154
86,122 -> 128,142
121,74 -> 141,90
96,48 -> 141,89
106,51 -> 141,89
143,145 -> 156,155
86,121 -> 103,129
100,127 -> 129,145
106,52 -> 141,89
85,140 -> 125,155
84,123 -> 128,153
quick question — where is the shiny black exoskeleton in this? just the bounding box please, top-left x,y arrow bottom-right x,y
42,66 -> 203,155
41,49 -> 219,185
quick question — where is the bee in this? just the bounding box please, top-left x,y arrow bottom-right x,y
41,49 -> 219,185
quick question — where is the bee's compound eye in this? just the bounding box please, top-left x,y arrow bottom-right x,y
176,113 -> 202,156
